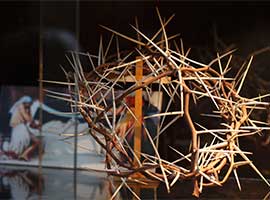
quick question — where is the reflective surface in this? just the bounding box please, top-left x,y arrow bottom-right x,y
0,166 -> 109,200
0,165 -> 269,199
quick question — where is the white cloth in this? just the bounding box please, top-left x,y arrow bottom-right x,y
8,124 -> 31,155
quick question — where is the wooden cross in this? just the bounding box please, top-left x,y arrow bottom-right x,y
134,57 -> 143,166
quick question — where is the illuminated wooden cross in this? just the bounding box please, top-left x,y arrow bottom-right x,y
134,58 -> 143,166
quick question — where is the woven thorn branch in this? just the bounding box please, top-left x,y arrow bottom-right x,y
45,8 -> 270,198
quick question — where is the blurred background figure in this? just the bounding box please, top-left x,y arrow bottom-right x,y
7,96 -> 41,161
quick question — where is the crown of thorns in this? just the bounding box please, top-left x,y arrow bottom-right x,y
47,8 -> 270,198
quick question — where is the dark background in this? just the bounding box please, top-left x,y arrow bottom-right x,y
0,1 -> 269,85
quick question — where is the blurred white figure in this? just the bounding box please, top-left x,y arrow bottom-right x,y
9,96 -> 33,127
8,96 -> 41,160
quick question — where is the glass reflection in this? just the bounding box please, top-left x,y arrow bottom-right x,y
0,167 -> 43,199
0,166 -> 110,200
0,166 -> 269,199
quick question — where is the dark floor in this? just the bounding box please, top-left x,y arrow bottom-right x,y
0,165 -> 269,199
